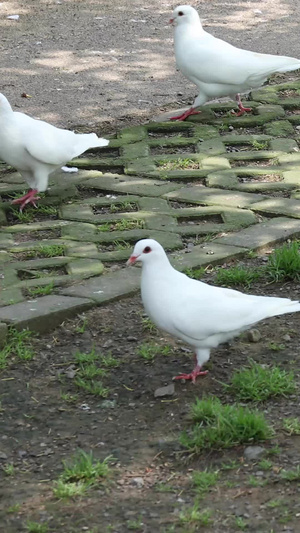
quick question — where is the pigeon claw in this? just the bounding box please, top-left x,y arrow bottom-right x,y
11,189 -> 41,212
232,105 -> 252,117
173,368 -> 208,384
169,107 -> 201,121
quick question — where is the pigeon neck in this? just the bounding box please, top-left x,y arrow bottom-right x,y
175,19 -> 203,39
142,253 -> 173,276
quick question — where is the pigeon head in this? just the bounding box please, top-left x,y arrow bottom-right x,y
127,239 -> 166,266
170,5 -> 200,26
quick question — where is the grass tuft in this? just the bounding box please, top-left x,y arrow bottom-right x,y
280,465 -> 300,481
216,265 -> 263,288
27,282 -> 54,298
137,342 -> 172,362
0,328 -> 35,369
192,469 -> 219,495
227,361 -> 296,402
179,505 -> 213,527
265,241 -> 300,282
282,417 -> 300,435
180,396 -> 272,452
26,522 -> 48,533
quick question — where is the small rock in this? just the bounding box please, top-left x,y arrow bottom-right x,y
0,451 -> 8,460
127,336 -> 138,342
247,329 -> 261,343
130,477 -> 144,488
154,383 -> 175,398
99,400 -> 116,409
282,334 -> 291,342
244,445 -> 265,461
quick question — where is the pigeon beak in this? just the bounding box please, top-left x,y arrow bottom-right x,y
126,255 -> 139,266
169,18 -> 174,25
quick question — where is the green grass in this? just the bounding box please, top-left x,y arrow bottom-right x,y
60,392 -> 79,403
97,222 -> 111,232
137,342 -> 172,362
11,206 -> 36,223
216,265 -> 263,288
113,239 -> 132,251
74,348 -> 98,364
247,475 -> 266,487
75,377 -> 109,397
126,517 -> 144,530
268,341 -> 285,351
2,463 -> 15,476
227,361 -> 296,402
183,267 -> 206,280
140,315 -> 157,333
37,205 -> 58,216
192,469 -> 219,495
113,219 -> 144,231
27,282 -> 54,298
26,522 -> 48,533
282,417 -> 300,435
99,353 -> 120,368
78,363 -> 107,379
61,450 -> 111,483
110,202 -> 137,213
258,459 -> 273,471
0,328 -> 35,369
252,140 -> 268,150
180,396 -> 272,452
265,241 -> 300,282
75,317 -> 89,334
159,158 -> 200,171
38,244 -> 65,258
179,505 -> 213,527
53,479 -> 87,499
280,465 -> 300,481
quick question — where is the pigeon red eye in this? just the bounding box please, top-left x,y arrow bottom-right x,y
144,246 -> 151,253
178,11 -> 184,16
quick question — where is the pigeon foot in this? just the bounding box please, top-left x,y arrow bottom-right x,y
169,107 -> 201,121
233,94 -> 252,117
173,365 -> 208,384
11,189 -> 41,211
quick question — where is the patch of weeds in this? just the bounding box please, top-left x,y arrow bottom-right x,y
267,499 -> 283,508
258,459 -> 272,471
110,202 -> 137,213
252,140 -> 268,150
268,341 -> 285,351
280,465 -> 300,481
74,347 -> 98,364
221,459 -> 240,470
180,396 -> 272,452
60,392 -> 79,403
246,250 -> 257,259
7,503 -> 21,513
0,328 -> 35,369
113,219 -> 144,231
160,158 -> 200,171
126,517 -> 144,530
279,509 -> 293,524
268,445 -> 281,456
26,522 -> 48,533
265,241 -> 300,282
192,469 -> 219,495
179,505 -> 213,527
27,282 -> 54,298
140,315 -> 157,333
10,207 -> 36,223
235,516 -> 248,530
216,265 -> 263,288
97,222 -> 111,232
79,363 -> 107,379
282,417 -> 300,435
137,342 -> 172,362
37,244 -> 65,258
75,317 -> 89,334
183,267 -> 206,280
113,239 -> 131,251
61,450 -> 111,483
226,361 -> 296,402
38,205 -> 58,216
53,479 -> 87,499
247,475 -> 266,487
2,463 -> 15,476
99,353 -> 120,368
75,377 -> 109,397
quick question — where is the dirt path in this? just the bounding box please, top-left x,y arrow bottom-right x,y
1,0 -> 300,132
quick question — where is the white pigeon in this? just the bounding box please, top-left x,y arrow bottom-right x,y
169,5 -> 300,120
0,93 -> 109,210
127,239 -> 300,383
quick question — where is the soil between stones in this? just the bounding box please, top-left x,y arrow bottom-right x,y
1,252 -> 300,532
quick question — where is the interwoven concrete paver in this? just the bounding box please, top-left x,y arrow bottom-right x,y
1,79 -> 300,334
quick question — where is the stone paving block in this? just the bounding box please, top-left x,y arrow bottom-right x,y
264,120 -> 295,137
0,322 -> 8,348
269,138 -> 299,153
197,139 -> 226,155
250,198 -> 300,219
171,242 -> 246,271
0,295 -> 93,333
278,153 -> 300,168
121,142 -> 150,159
206,168 -> 300,193
118,125 -> 148,143
81,172 -> 181,197
61,268 -> 140,304
164,187 -> 267,208
66,259 -> 104,277
214,217 -> 300,250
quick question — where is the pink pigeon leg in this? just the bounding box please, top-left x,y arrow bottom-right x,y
232,94 -> 252,117
173,364 -> 208,384
169,107 -> 201,121
11,189 -> 41,211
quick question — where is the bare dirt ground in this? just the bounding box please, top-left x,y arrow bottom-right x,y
1,0 -> 300,133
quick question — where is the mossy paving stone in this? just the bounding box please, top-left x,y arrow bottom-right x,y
2,79 -> 300,331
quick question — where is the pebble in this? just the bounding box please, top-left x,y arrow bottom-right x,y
154,383 -> 175,398
282,334 -> 291,341
247,329 -> 261,343
130,477 -> 144,488
99,400 -> 116,409
0,451 -> 8,460
244,445 -> 266,461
